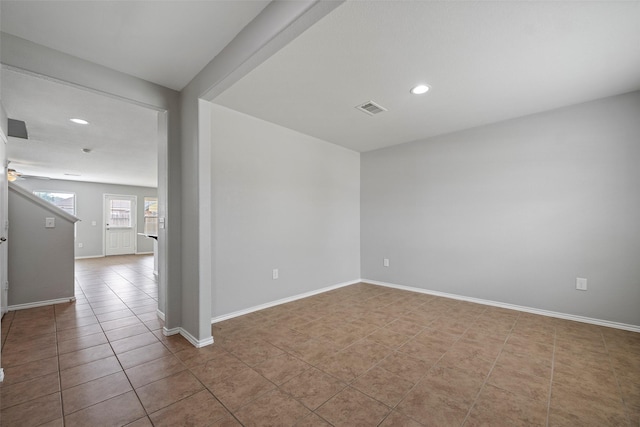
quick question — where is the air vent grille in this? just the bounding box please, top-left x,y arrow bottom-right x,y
355,100 -> 387,116
8,119 -> 28,139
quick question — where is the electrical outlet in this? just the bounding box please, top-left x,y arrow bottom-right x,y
383,258 -> 390,267
576,277 -> 587,291
45,217 -> 55,228
78,243 -> 83,248
272,269 -> 279,280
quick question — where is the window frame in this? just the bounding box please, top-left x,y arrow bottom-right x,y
33,190 -> 76,216
143,196 -> 158,235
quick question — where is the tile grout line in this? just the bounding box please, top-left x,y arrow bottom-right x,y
63,258 -> 158,424
601,330 -> 633,426
0,256 -> 156,425
545,324 -> 557,427
318,297 -> 436,422
459,310 -> 521,426
375,304 -> 492,426
98,260 -> 163,425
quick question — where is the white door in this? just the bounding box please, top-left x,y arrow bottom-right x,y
0,127 -> 8,315
104,195 -> 137,256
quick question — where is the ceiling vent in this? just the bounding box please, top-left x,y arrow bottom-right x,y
355,100 -> 387,116
8,119 -> 28,139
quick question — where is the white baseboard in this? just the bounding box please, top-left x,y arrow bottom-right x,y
8,297 -> 76,311
0,368 -> 4,382
211,279 -> 361,324
74,255 -> 105,260
162,325 -> 214,348
156,309 -> 165,321
363,279 -> 640,333
180,328 -> 214,348
162,326 -> 180,336
135,251 -> 153,255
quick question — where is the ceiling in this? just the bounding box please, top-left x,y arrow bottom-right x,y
214,1 -> 640,152
2,68 -> 159,188
0,1 -> 269,91
1,1 -> 639,187
0,0 -> 270,187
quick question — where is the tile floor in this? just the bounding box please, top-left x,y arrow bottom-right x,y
1,255 -> 639,426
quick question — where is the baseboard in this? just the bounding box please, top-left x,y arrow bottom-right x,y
179,328 -> 214,348
363,278 -> 640,333
211,279 -> 361,324
0,368 -> 4,382
162,326 -> 180,336
8,297 -> 76,311
156,309 -> 165,322
135,251 -> 153,255
162,325 -> 214,348
74,255 -> 105,260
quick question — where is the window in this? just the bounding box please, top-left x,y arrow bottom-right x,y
33,191 -> 76,215
143,197 -> 158,235
108,199 -> 132,227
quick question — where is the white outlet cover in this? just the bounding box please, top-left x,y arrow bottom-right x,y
45,217 -> 55,228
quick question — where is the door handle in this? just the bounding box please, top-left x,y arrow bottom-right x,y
0,237 -> 6,243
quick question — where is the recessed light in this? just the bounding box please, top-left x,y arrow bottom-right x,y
70,118 -> 89,125
410,84 -> 430,95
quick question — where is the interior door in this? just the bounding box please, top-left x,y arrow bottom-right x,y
104,194 -> 136,256
0,127 -> 8,316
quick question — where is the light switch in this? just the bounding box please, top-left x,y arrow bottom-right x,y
576,277 -> 587,291
159,217 -> 166,229
45,217 -> 55,228
91,221 -> 97,226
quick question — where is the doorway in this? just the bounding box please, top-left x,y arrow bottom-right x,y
104,194 -> 137,256
1,66 -> 169,329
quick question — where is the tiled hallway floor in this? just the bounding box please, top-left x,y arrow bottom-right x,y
1,255 -> 639,426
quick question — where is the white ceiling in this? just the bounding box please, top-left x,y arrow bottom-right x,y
0,0 -> 270,186
214,1 -> 640,152
0,0 -> 269,91
2,68 -> 159,188
1,1 -> 639,186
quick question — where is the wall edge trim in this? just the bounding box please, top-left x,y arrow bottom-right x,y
0,368 -> 4,382
363,279 -> 640,333
211,279 -> 361,324
8,297 -> 75,311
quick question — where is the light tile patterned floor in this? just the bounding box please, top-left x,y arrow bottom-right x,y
1,254 -> 639,426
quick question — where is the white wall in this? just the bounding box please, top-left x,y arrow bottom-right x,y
361,91 -> 640,326
15,179 -> 157,258
8,184 -> 77,306
210,104 -> 360,318
180,0 -> 342,342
